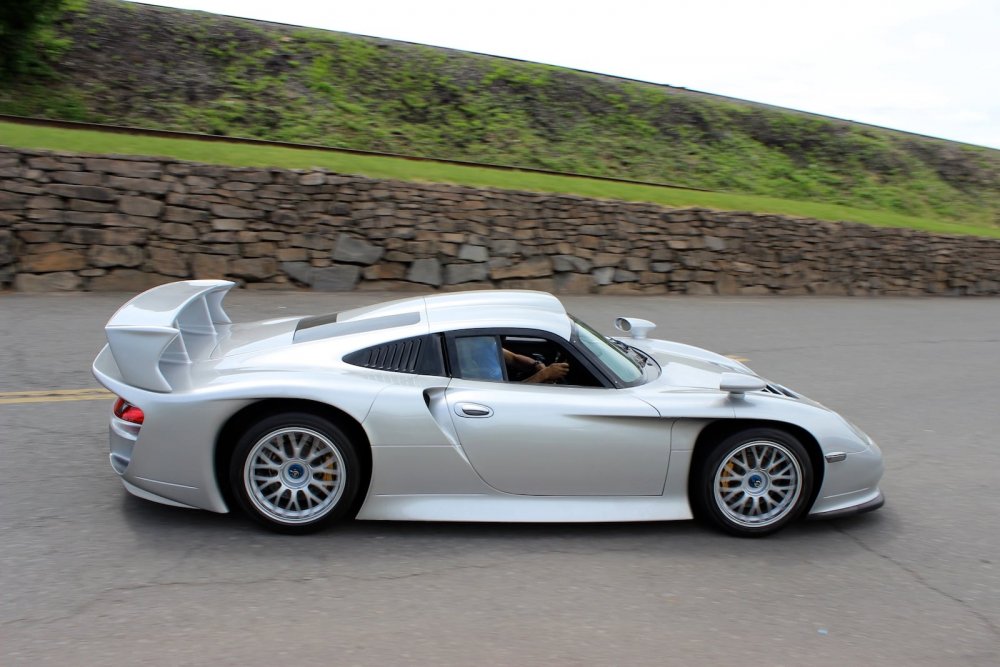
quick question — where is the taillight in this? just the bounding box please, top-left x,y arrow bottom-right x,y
113,397 -> 145,425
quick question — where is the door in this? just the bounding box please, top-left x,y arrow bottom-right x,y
445,379 -> 670,496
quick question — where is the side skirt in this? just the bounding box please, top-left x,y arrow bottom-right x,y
356,493 -> 692,523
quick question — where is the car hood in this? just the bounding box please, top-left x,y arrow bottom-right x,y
622,338 -> 800,398
625,337 -> 761,391
625,337 -> 828,410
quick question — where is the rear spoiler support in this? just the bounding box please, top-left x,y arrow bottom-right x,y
104,280 -> 235,392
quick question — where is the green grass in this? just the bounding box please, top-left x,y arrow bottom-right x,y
4,0 -> 997,232
3,0 -> 997,231
3,120 -> 998,239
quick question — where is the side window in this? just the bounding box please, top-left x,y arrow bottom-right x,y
343,334 -> 446,376
454,335 -> 504,381
501,334 -> 602,387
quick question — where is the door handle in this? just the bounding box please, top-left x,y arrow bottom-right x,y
455,402 -> 493,418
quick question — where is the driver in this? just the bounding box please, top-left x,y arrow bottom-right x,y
503,349 -> 570,383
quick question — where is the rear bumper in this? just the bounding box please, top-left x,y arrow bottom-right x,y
105,409 -> 231,514
121,478 -> 199,509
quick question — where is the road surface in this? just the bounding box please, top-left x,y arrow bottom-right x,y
1,290 -> 998,665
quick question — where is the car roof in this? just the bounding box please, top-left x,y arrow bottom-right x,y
336,290 -> 573,340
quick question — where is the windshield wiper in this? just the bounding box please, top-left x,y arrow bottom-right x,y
611,337 -> 649,368
609,337 -> 630,352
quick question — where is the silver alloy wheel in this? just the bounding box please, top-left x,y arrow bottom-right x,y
713,440 -> 802,528
243,427 -> 346,525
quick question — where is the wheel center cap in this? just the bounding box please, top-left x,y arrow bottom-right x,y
745,471 -> 769,496
282,461 -> 309,488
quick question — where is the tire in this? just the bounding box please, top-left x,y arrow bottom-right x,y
229,412 -> 362,534
692,428 -> 813,537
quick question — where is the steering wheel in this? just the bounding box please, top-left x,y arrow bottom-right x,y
549,351 -> 568,385
509,351 -> 569,383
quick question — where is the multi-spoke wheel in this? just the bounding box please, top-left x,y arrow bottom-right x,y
692,428 -> 813,537
229,412 -> 361,533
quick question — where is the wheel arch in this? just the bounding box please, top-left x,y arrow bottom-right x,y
214,398 -> 373,516
690,418 -> 825,510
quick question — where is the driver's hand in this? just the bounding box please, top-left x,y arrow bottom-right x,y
540,362 -> 570,382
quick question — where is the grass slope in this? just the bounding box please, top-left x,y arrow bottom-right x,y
4,120 -> 997,239
0,0 -> 997,231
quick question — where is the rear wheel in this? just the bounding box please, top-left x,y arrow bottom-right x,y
692,428 -> 813,537
229,412 -> 361,534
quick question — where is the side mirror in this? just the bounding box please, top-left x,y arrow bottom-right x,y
614,317 -> 656,339
719,372 -> 766,395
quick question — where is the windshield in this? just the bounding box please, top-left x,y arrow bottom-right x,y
571,316 -> 644,385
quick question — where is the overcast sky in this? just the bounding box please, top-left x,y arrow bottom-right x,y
135,0 -> 999,149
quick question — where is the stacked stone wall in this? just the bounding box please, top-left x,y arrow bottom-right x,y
2,147 -> 999,295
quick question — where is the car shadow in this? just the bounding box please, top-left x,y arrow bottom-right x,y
119,491 -> 893,561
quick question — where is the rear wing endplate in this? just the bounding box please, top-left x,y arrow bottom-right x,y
104,280 -> 235,392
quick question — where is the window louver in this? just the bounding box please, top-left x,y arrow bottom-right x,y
365,338 -> 421,372
344,335 -> 446,376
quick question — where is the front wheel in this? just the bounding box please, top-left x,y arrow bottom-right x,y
229,412 -> 362,534
692,428 -> 814,537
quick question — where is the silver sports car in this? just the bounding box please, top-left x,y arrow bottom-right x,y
92,280 -> 884,536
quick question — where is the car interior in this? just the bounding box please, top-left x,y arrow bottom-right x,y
500,335 -> 603,387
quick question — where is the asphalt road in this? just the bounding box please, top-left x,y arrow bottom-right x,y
1,290 -> 998,666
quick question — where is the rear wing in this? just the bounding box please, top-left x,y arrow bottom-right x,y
104,280 -> 235,392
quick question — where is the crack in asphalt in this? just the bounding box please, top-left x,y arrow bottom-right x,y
148,544 -> 200,582
833,524 -> 1000,638
0,515 -> 77,531
0,559 -> 509,629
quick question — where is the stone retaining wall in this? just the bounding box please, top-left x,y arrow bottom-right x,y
2,147 -> 999,295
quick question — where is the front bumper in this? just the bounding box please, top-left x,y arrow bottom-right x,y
810,489 -> 884,520
808,440 -> 885,518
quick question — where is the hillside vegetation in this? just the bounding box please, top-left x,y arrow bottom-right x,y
6,120 -> 997,239
1,0 -> 998,230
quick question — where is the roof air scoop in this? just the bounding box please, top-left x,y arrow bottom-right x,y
614,317 -> 656,339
